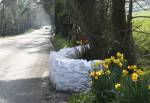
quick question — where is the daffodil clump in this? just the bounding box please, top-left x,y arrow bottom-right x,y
89,52 -> 150,103
123,65 -> 144,82
90,52 -> 145,82
90,69 -> 111,79
90,70 -> 103,80
90,52 -> 148,84
102,52 -> 124,70
89,52 -> 126,103
90,52 -> 124,79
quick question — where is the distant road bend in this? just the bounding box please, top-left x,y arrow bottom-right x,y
0,29 -> 52,103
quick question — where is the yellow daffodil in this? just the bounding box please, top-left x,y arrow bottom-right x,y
96,70 -> 103,76
116,52 -> 124,61
118,63 -> 123,67
136,69 -> 144,75
90,71 -> 95,77
110,56 -> 115,61
120,56 -> 124,61
113,59 -> 120,64
95,60 -> 102,67
105,70 -> 111,75
116,52 -> 122,57
103,63 -> 109,69
116,52 -> 123,57
104,58 -> 111,64
115,83 -> 121,90
131,72 -> 138,82
128,65 -> 137,70
122,69 -> 128,76
95,76 -> 98,80
132,65 -> 137,70
128,66 -> 131,70
148,84 -> 150,90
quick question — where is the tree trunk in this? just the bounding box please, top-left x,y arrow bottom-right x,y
73,0 -> 112,60
112,0 -> 136,64
72,0 -> 136,63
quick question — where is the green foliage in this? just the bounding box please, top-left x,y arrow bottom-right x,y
51,34 -> 70,51
55,0 -> 72,36
0,0 -> 32,35
89,53 -> 149,103
92,73 -> 116,103
0,29 -> 34,38
69,92 -> 96,103
113,75 -> 150,103
90,53 -> 125,103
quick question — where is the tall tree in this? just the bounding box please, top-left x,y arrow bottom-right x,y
0,0 -> 6,36
112,0 -> 136,64
73,0 -> 113,59
73,0 -> 136,64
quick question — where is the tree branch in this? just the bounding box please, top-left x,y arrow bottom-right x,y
133,30 -> 150,35
132,16 -> 150,19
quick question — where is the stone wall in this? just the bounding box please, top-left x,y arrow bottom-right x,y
49,46 -> 102,91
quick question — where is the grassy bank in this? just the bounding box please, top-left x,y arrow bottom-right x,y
51,34 -> 71,51
133,10 -> 150,68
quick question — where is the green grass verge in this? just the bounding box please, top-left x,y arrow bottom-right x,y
51,34 -> 71,51
69,92 -> 96,103
133,10 -> 150,68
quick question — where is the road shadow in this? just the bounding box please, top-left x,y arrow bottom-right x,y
0,77 -> 71,103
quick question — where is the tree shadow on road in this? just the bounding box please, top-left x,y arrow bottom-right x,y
0,77 -> 71,103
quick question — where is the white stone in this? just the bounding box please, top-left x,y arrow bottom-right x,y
49,46 -> 102,91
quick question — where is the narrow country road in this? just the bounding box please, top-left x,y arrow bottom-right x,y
0,30 -> 70,103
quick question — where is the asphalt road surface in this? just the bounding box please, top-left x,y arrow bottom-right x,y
0,30 -> 70,103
